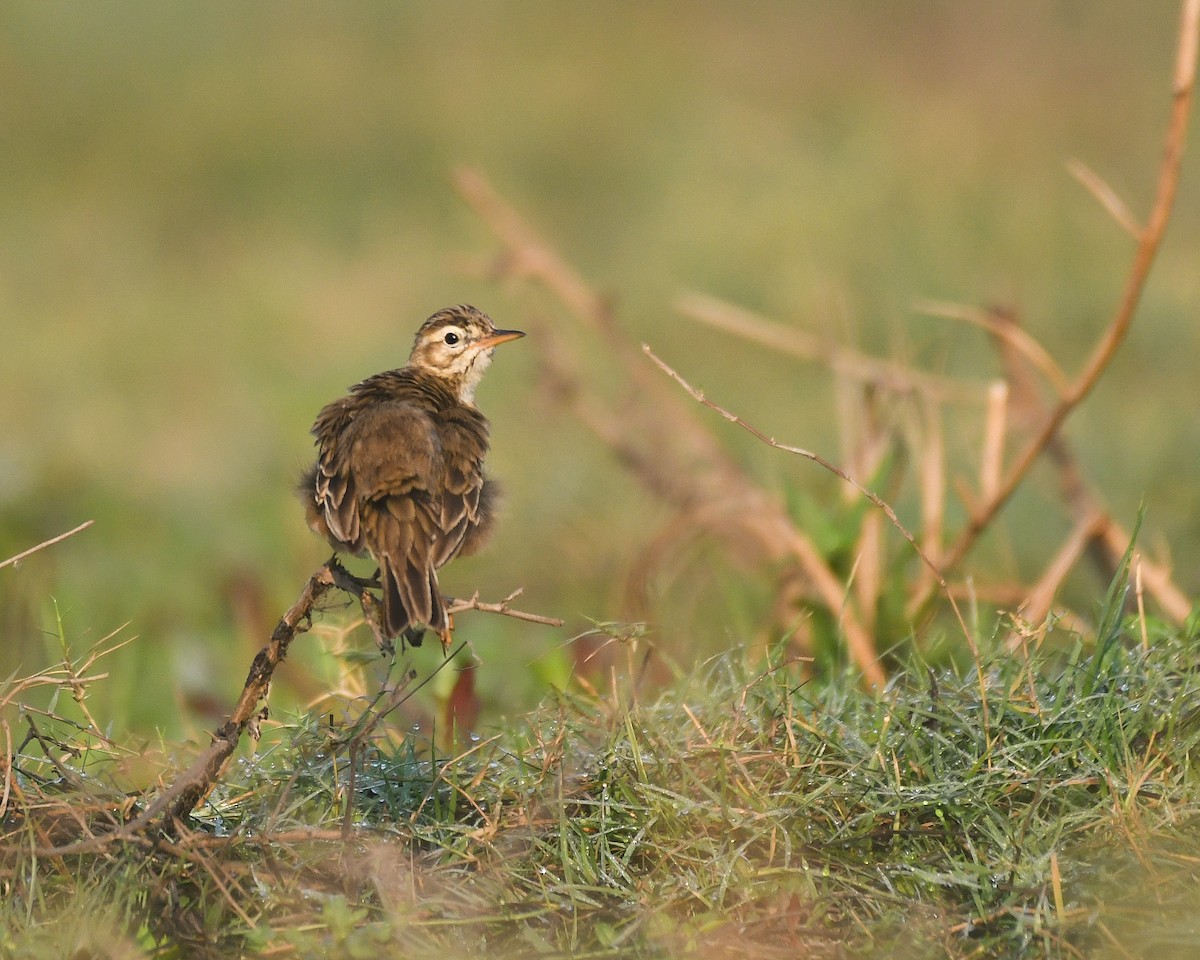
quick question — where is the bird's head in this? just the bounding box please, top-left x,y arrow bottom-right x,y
407,304 -> 524,404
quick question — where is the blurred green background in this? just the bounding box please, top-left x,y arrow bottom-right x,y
2,2 -> 1197,736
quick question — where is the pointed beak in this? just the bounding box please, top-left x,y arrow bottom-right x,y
478,328 -> 525,349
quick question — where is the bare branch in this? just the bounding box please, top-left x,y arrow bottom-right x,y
27,560 -> 561,854
447,589 -> 566,628
642,343 -> 982,692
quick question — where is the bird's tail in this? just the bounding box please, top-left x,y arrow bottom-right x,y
381,559 -> 447,648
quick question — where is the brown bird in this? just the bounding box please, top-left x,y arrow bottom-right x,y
300,304 -> 524,650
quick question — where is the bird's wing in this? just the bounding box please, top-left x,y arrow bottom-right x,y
431,456 -> 483,569
430,412 -> 490,569
320,402 -> 448,634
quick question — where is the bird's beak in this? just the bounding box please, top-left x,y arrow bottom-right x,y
478,328 -> 525,349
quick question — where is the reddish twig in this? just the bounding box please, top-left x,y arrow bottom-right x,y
941,0 -> 1199,572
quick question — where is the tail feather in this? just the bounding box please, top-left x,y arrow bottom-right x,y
380,559 -> 446,644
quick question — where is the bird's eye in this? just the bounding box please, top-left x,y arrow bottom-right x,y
443,331 -> 460,345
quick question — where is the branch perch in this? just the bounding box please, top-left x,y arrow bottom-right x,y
31,560 -> 560,853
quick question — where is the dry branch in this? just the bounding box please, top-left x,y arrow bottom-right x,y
642,345 -> 981,674
940,0 -> 1199,572
21,561 -> 561,854
456,168 -> 890,689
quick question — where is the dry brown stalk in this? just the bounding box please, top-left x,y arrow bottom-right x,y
941,0 -> 1200,572
456,168 -> 890,688
121,561 -> 340,840
982,305 -> 1190,624
909,395 -> 947,604
455,168 -> 751,508
1066,159 -> 1143,239
1016,511 -> 1111,637
1102,523 -> 1192,623
979,381 -> 1008,505
677,291 -> 981,404
915,300 -> 1070,399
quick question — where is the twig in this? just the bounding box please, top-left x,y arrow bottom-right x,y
944,303 -> 1191,624
447,589 -> 566,628
457,167 -> 889,688
126,561 -> 339,839
643,344 -> 981,700
454,166 -> 749,497
0,520 -> 94,570
643,345 -> 946,598
941,0 -> 1199,571
914,300 -> 1071,399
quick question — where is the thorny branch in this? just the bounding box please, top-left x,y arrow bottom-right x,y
642,347 -> 987,711
22,560 -> 561,854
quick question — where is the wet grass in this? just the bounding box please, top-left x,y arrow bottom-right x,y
5,599 -> 1200,958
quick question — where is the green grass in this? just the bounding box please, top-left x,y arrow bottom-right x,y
7,598 -> 1200,958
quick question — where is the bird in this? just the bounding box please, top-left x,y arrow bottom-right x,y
300,304 -> 524,650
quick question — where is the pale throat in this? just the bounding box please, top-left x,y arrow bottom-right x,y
454,348 -> 494,405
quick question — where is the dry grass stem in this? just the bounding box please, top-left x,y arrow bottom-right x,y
1014,511 -> 1110,637
1102,522 -> 1192,623
447,589 -> 565,628
909,397 -> 947,604
915,300 -> 1071,399
980,381 -> 1009,503
1067,158 -> 1143,238
677,291 -> 981,404
642,345 -> 941,598
642,344 -> 986,694
980,305 -> 1191,624
456,167 -> 890,687
0,520 -> 95,570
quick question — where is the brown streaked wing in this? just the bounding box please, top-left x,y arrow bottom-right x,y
342,402 -> 446,633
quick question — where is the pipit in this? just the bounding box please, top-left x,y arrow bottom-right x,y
300,304 -> 524,650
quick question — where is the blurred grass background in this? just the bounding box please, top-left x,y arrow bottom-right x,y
1,2 -> 1197,736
